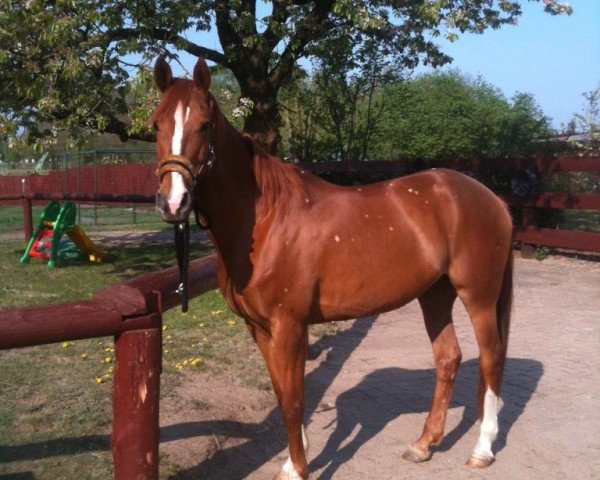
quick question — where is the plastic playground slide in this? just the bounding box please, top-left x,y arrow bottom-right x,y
21,200 -> 106,268
67,226 -> 106,263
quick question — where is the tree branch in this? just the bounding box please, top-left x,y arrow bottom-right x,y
174,36 -> 227,65
262,0 -> 291,50
215,0 -> 244,56
105,115 -> 155,143
101,27 -> 227,66
269,0 -> 335,88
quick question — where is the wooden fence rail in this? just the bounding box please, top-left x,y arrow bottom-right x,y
2,154 -> 598,252
0,255 -> 218,480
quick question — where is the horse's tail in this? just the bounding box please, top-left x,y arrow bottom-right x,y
496,245 -> 514,350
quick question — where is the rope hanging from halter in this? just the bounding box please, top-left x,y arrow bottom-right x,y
174,220 -> 190,312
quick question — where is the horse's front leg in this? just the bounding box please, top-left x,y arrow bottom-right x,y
248,319 -> 310,480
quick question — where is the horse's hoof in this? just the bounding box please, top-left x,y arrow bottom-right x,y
272,470 -> 308,480
402,445 -> 432,463
466,455 -> 495,468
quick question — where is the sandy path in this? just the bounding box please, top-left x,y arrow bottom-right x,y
159,255 -> 600,480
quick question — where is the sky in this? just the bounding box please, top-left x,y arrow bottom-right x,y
173,0 -> 600,131
415,0 -> 600,130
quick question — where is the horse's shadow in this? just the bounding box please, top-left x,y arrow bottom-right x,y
166,316 -> 543,479
309,358 -> 541,480
0,316 -> 543,480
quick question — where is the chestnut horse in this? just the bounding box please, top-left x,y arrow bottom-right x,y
151,57 -> 513,479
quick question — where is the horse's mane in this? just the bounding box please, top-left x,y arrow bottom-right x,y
241,134 -> 306,217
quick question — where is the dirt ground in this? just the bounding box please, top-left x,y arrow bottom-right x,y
157,254 -> 600,480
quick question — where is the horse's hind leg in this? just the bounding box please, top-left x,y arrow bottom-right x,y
403,276 -> 461,463
459,299 -> 508,468
456,268 -> 511,468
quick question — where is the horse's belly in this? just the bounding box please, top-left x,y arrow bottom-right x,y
316,244 -> 443,322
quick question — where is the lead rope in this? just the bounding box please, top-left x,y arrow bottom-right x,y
174,221 -> 190,312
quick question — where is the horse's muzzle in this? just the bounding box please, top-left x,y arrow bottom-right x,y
156,189 -> 192,223
156,154 -> 197,223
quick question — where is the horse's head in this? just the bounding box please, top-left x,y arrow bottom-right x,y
151,57 -> 214,223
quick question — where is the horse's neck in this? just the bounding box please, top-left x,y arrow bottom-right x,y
201,114 -> 303,289
206,111 -> 301,225
199,115 -> 260,260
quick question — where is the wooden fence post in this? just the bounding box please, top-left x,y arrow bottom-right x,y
112,325 -> 162,480
21,195 -> 33,241
519,207 -> 536,258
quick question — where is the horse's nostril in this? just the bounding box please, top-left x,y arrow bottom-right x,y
181,192 -> 191,210
155,192 -> 165,210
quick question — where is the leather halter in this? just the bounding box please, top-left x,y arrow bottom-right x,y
155,126 -> 215,188
156,154 -> 198,186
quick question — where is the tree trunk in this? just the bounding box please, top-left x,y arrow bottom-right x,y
242,93 -> 281,155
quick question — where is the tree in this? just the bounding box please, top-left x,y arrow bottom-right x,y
367,71 -> 551,161
574,83 -> 600,149
301,36 -> 401,161
502,91 -> 552,156
0,0 -> 572,153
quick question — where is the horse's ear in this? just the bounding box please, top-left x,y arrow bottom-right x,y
154,56 -> 174,93
193,58 -> 211,91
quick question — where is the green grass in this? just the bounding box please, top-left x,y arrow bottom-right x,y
0,237 -> 267,479
0,203 -> 166,239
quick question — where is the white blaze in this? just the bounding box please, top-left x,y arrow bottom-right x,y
171,102 -> 185,155
167,102 -> 189,212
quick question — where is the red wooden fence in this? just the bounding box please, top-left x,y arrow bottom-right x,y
0,255 -> 218,480
2,154 -> 598,253
0,163 -> 158,197
441,155 -> 600,254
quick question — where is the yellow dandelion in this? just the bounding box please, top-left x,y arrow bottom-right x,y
227,319 -> 237,326
162,325 -> 168,332
61,341 -> 71,348
107,366 -> 114,373
164,349 -> 170,354
211,309 -> 223,315
95,377 -> 104,384
199,323 -> 205,328
81,353 -> 88,360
